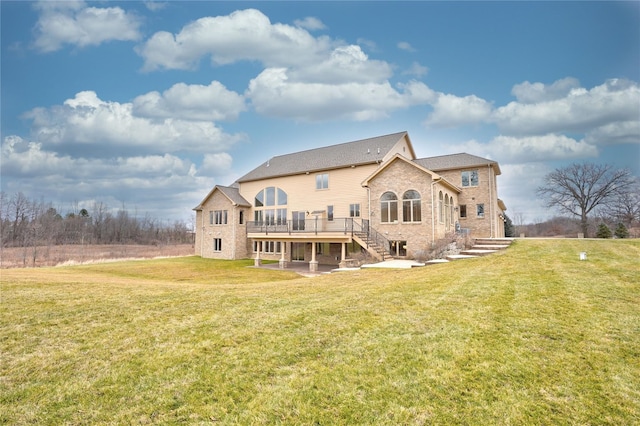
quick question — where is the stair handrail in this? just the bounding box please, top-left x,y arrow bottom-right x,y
352,219 -> 392,260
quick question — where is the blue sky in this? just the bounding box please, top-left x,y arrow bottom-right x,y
2,1 -> 639,224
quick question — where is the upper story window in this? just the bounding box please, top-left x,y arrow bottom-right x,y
380,192 -> 398,223
316,173 -> 329,190
350,203 -> 361,217
215,210 -> 228,225
461,170 -> 479,187
402,190 -> 421,222
255,187 -> 287,207
254,187 -> 288,225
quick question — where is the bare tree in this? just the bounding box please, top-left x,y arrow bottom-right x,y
603,177 -> 640,228
537,163 -> 634,237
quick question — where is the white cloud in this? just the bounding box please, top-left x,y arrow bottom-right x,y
425,93 -> 493,127
246,68 -> 432,121
499,163 -> 553,222
144,1 -> 167,12
137,9 -> 332,71
288,45 -> 393,84
585,120 -> 640,145
24,91 -> 243,155
132,81 -> 246,122
487,134 -> 599,162
200,153 -> 233,175
444,134 -> 598,164
1,135 -> 214,221
402,62 -> 429,77
294,17 -> 326,31
397,41 -> 416,52
511,77 -> 580,104
494,78 -> 640,136
32,1 -> 141,52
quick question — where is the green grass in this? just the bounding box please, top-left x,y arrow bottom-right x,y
1,240 -> 639,425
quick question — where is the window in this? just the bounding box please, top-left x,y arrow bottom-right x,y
214,210 -> 227,225
350,203 -> 361,217
213,238 -> 222,252
316,243 -> 330,255
477,204 -> 485,218
239,211 -> 244,224
389,240 -> 407,257
209,211 -> 213,225
380,192 -> 398,223
445,194 -> 450,227
316,173 -> 329,190
402,190 -> 421,222
254,187 -> 287,225
292,211 -> 306,231
460,204 -> 467,218
461,170 -> 479,187
439,191 -> 444,223
327,205 -> 334,221
255,241 -> 282,254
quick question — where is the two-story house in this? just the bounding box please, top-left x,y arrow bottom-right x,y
194,131 -> 506,271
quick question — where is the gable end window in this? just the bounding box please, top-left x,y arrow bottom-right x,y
316,173 -> 329,190
380,192 -> 398,223
214,210 -> 228,225
461,170 -> 479,187
402,190 -> 421,222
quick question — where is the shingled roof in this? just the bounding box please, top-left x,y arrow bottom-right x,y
237,131 -> 409,183
414,153 -> 501,175
193,185 -> 250,211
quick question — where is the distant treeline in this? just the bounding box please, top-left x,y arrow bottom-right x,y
1,192 -> 193,248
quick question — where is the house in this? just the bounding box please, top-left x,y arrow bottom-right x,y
193,131 -> 507,271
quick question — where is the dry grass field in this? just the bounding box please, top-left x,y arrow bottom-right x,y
0,244 -> 194,268
1,239 -> 639,425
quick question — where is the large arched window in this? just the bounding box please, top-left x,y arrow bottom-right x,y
380,192 -> 398,223
402,190 -> 421,222
439,191 -> 444,223
254,187 -> 287,225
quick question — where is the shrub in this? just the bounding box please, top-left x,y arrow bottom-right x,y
413,232 -> 472,261
614,223 -> 629,239
596,223 -> 612,239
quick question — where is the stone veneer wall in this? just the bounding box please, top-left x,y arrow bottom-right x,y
366,159 -> 458,258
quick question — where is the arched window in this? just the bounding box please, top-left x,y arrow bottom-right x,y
439,191 -> 444,223
380,192 -> 398,223
254,187 -> 288,225
445,194 -> 450,228
402,190 -> 421,222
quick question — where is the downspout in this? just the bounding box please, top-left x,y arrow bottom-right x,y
488,164 -> 493,238
232,204 -> 236,260
431,177 -> 441,245
200,208 -> 204,257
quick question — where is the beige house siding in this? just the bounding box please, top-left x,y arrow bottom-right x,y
239,164 -> 381,223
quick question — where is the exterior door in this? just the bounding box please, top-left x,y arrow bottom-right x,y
292,243 -> 305,261
292,211 -> 306,231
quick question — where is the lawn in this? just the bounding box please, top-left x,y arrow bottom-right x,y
1,240 -> 639,425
